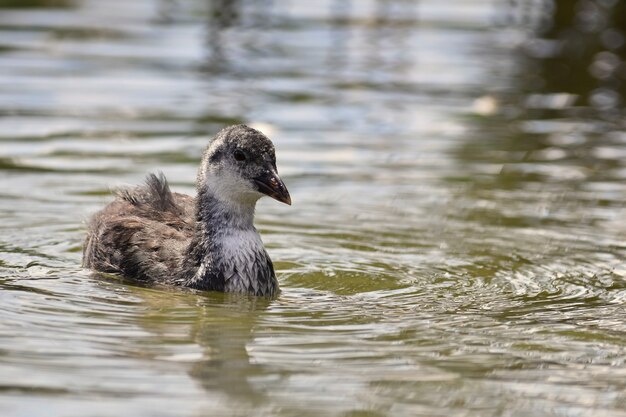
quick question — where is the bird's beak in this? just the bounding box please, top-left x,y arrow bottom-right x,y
253,171 -> 291,205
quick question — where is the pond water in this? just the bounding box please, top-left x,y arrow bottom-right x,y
1,1 -> 626,416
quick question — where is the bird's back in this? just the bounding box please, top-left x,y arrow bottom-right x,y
82,173 -> 196,283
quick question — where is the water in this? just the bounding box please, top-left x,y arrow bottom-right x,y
1,0 -> 626,416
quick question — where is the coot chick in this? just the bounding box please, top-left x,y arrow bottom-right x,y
82,125 -> 291,296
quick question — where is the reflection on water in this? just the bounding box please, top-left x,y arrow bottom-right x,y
0,0 -> 626,416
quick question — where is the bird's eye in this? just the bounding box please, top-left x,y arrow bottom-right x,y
233,150 -> 247,162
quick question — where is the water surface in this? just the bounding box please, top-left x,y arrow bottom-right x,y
1,1 -> 626,416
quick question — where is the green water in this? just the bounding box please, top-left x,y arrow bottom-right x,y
1,1 -> 625,416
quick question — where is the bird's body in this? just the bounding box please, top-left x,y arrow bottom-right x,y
82,125 -> 290,297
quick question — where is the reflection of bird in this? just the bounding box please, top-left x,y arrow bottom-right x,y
83,125 -> 291,296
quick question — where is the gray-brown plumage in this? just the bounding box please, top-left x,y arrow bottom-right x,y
82,125 -> 291,297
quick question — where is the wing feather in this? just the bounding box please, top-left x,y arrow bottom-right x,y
83,173 -> 196,283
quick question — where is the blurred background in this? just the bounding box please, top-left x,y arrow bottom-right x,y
1,1 -> 626,416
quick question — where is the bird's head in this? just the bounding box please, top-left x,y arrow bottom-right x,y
199,124 -> 291,207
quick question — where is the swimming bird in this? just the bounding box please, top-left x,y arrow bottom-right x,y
82,124 -> 291,297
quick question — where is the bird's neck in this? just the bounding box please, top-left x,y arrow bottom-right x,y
197,185 -> 257,231
182,187 -> 277,296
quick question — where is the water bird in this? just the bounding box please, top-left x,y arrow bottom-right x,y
82,125 -> 291,296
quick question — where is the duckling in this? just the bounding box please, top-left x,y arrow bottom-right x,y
82,124 -> 291,296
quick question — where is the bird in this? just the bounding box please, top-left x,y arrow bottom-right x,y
82,124 -> 291,297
